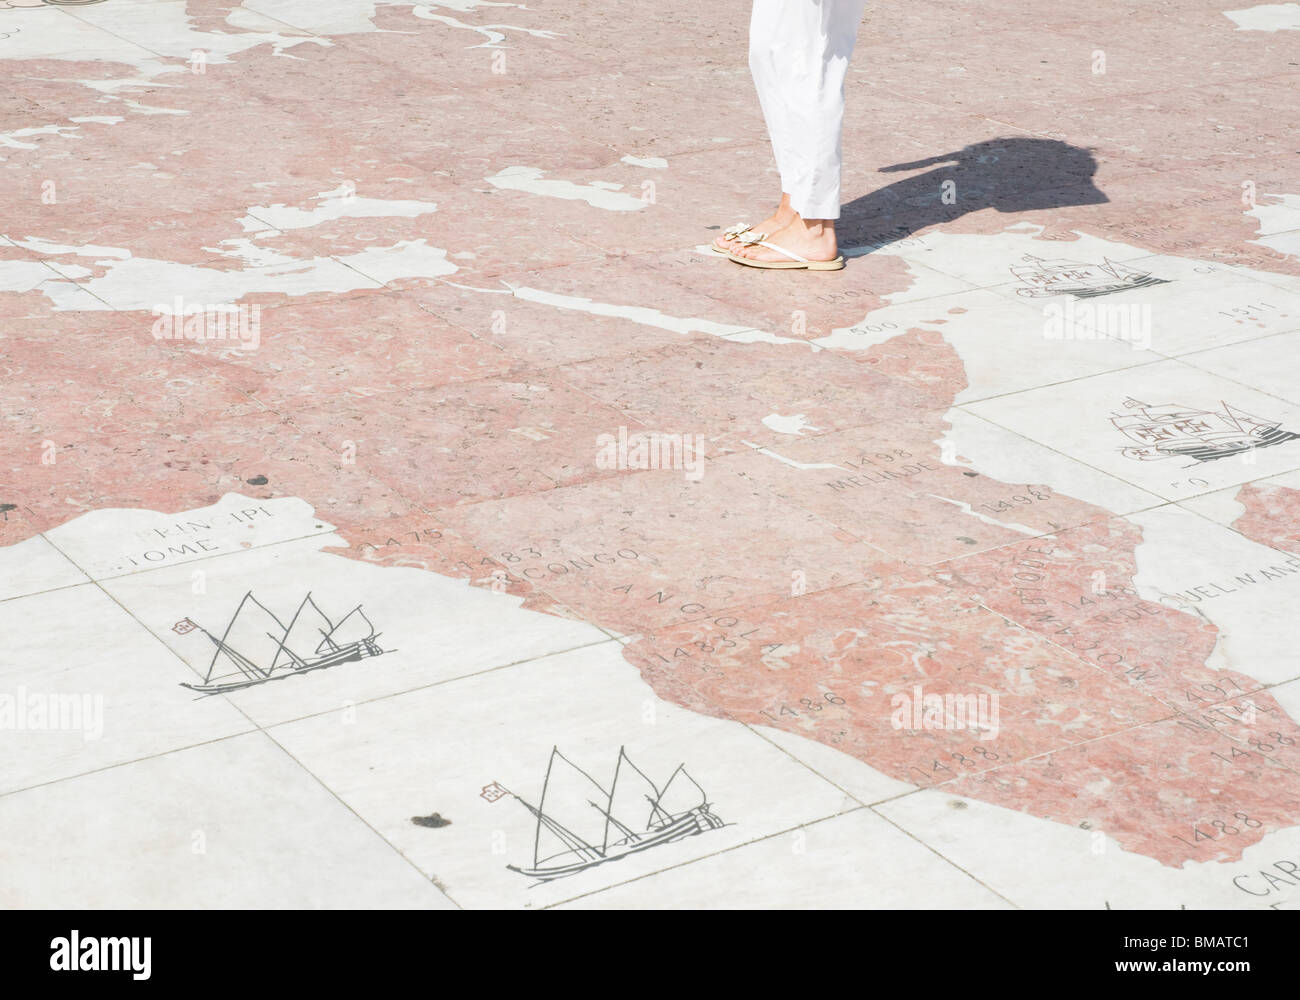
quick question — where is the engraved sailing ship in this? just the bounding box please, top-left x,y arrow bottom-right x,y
1112,397 -> 1300,462
483,747 -> 726,882
1011,254 -> 1168,298
173,591 -> 388,695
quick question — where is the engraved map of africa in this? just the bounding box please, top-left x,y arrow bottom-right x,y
3,0 -> 1300,908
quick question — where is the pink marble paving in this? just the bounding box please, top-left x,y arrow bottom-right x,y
1234,482 -> 1300,554
722,417 -> 1110,563
621,570 -> 1175,782
934,518 -> 1257,709
4,0 -> 1300,891
950,715 -> 1300,866
441,468 -> 889,633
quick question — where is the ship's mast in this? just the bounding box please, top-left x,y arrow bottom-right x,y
264,632 -> 309,670
1221,402 -> 1273,434
533,747 -> 559,869
199,627 -> 263,683
321,605 -> 377,655
272,593 -> 327,670
600,748 -> 625,854
646,765 -> 683,826
652,764 -> 708,823
202,593 -> 275,683
531,748 -> 623,866
514,793 -> 602,865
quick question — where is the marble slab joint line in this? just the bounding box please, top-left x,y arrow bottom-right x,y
541,804 -> 872,910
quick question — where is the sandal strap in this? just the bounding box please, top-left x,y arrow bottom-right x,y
750,240 -> 810,263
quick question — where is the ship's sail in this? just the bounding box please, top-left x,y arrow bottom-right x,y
601,749 -> 666,850
505,747 -> 724,881
1012,255 -> 1164,298
1011,255 -> 1106,285
275,594 -> 336,669
1112,398 -> 1297,462
200,593 -> 290,685
1102,258 -> 1146,280
321,605 -> 377,653
655,764 -> 710,819
1114,398 -> 1222,444
531,749 -> 613,868
1222,402 -> 1278,434
179,591 -> 388,695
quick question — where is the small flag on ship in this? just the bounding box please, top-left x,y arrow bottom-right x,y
172,619 -> 198,635
480,782 -> 508,803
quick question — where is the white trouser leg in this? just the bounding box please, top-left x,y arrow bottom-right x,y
748,0 -> 796,197
749,0 -> 868,220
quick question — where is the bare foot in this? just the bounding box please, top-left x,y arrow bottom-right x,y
712,193 -> 797,253
732,216 -> 839,263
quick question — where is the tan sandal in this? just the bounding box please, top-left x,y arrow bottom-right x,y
711,222 -> 767,254
728,240 -> 845,271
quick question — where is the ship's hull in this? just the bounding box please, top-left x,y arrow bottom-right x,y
1161,426 -> 1300,463
181,642 -> 377,695
507,807 -> 725,882
1016,273 -> 1169,299
1069,274 -> 1169,298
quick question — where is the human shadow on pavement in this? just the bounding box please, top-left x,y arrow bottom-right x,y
838,137 -> 1108,253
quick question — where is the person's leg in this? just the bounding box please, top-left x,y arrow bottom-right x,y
734,0 -> 868,263
785,0 -> 868,221
750,0 -> 797,198
714,1 -> 799,252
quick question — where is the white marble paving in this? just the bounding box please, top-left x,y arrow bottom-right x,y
268,642 -> 854,909
0,534 -> 88,603
556,808 -> 1011,909
0,584 -> 254,793
0,731 -> 456,908
965,360 -> 1300,502
6,0 -> 1300,912
877,789 -> 1300,910
99,526 -> 612,728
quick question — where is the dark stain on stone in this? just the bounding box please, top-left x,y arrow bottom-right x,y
411,812 -> 452,829
246,475 -> 269,486
0,504 -> 16,514
962,470 -> 979,477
